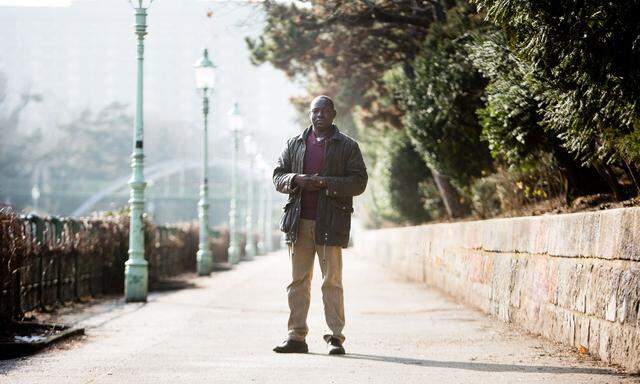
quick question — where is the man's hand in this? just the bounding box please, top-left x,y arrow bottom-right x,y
294,174 -> 326,191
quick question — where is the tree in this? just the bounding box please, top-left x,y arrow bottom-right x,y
248,0 -> 471,218
0,72 -> 43,177
43,102 -> 131,185
384,130 -> 443,224
468,30 -> 611,200
387,7 -> 493,209
473,0 -> 640,198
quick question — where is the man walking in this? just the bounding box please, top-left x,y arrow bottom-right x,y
272,95 -> 368,355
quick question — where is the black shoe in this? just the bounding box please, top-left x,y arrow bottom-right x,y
273,339 -> 309,353
323,334 -> 345,355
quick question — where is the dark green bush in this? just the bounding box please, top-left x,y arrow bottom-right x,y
389,8 -> 493,190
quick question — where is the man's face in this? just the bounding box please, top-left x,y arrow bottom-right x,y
309,98 -> 336,131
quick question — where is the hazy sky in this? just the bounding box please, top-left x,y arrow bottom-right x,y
0,0 -> 268,6
1,0 -> 304,156
1,0 -> 305,219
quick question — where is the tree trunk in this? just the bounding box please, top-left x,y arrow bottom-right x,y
400,55 -> 466,219
592,161 -> 624,200
621,159 -> 640,195
431,0 -> 447,22
548,137 -> 610,202
430,168 -> 467,218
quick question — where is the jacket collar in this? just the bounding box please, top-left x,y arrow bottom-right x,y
296,124 -> 344,142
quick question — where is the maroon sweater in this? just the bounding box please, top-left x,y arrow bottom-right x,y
300,129 -> 326,220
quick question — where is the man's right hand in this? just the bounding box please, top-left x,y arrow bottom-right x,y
293,174 -> 326,191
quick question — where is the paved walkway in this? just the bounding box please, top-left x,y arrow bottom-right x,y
0,250 -> 634,383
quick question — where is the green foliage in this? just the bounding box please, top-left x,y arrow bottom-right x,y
618,129 -> 640,166
251,0 -> 640,225
468,30 -> 622,200
388,8 -> 493,188
248,0 -> 460,224
468,30 -> 544,166
246,0 -> 435,140
473,0 -> 640,167
383,130 -> 442,224
470,174 -> 502,218
418,178 -> 446,221
363,130 -> 443,226
471,154 -> 566,217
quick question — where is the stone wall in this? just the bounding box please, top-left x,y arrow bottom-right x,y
354,207 -> 640,371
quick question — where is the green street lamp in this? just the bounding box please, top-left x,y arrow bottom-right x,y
194,48 -> 216,276
255,154 -> 266,256
30,184 -> 40,213
255,158 -> 273,254
264,164 -> 275,253
125,0 -> 154,302
227,102 -> 243,264
243,134 -> 257,260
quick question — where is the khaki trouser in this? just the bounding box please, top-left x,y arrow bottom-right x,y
287,218 -> 345,343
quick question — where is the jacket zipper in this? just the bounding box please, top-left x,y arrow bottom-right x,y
292,137 -> 306,245
321,136 -> 330,246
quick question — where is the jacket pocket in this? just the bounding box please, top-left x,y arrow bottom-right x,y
279,201 -> 295,233
328,199 -> 353,236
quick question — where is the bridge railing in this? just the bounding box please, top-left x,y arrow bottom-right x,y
0,209 -> 234,322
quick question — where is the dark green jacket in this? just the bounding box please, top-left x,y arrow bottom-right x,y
273,125 -> 368,247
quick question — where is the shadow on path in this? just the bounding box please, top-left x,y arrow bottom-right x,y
310,353 -> 624,376
0,358 -> 19,375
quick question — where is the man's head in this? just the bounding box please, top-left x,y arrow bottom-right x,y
309,95 -> 336,133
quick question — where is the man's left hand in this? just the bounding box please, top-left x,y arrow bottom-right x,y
310,175 -> 326,189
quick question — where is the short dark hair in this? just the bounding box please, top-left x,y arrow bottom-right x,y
310,95 -> 335,110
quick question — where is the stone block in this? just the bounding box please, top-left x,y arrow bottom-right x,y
559,309 -> 576,345
578,212 -> 601,257
617,268 -> 640,324
509,257 -> 526,309
609,324 -> 634,368
576,315 -> 590,350
596,210 -> 623,260
572,263 -> 591,313
588,318 -> 601,356
617,209 -> 640,261
556,259 -> 573,309
598,322 -> 612,362
354,207 -> 640,372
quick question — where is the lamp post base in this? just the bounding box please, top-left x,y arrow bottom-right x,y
228,245 -> 241,265
243,243 -> 256,261
124,259 -> 148,302
212,261 -> 233,271
196,249 -> 212,276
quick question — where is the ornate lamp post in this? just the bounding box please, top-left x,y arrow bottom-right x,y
264,165 -> 274,253
243,135 -> 257,260
194,48 -> 216,276
255,155 -> 266,256
125,0 -> 154,302
30,184 -> 40,213
227,102 -> 243,264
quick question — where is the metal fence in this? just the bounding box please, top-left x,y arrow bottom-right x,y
0,210 -> 228,322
